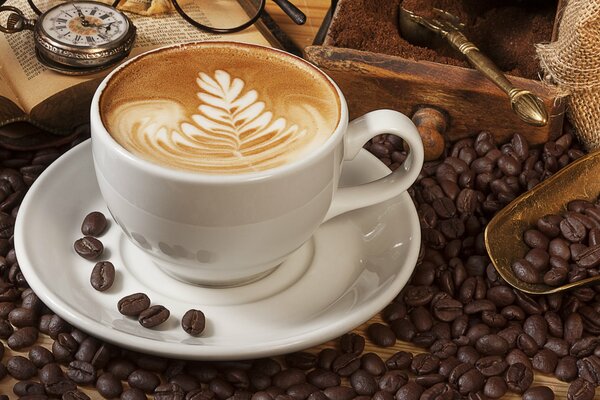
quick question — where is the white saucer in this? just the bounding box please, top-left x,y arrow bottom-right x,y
15,141 -> 420,360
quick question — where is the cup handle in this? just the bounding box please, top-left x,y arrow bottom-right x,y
324,109 -> 425,222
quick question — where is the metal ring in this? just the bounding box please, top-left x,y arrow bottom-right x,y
0,6 -> 24,33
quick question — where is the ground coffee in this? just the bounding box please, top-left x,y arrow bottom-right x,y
328,0 -> 556,79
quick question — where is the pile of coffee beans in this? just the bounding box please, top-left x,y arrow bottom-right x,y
511,199 -> 600,286
0,126 -> 598,400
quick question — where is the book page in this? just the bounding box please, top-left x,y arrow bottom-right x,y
0,69 -> 20,106
0,0 -> 272,115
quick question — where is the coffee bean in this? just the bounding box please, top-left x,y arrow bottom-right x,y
90,261 -> 115,291
432,298 -> 463,322
524,229 -> 549,249
81,211 -> 107,236
524,314 -> 548,347
118,293 -> 151,316
411,354 -> 440,375
457,368 -> 484,395
13,381 -> 45,396
306,369 -> 340,389
385,351 -> 412,370
505,363 -> 533,394
74,236 -> 103,260
523,386 -> 554,400
570,336 -> 599,358
544,337 -> 569,357
272,369 -> 306,389
285,352 -> 316,370
349,370 -> 377,395
475,356 -> 507,377
323,386 -> 356,400
511,259 -> 541,284
66,360 -> 96,384
129,369 -> 161,393
567,378 -> 595,400
377,370 -> 407,393
29,345 -> 55,368
475,334 -> 508,356
62,390 -> 91,400
7,355 -> 37,380
316,349 -> 338,371
137,305 -> 169,328
39,363 -> 65,385
483,376 -> 507,399
360,353 -> 385,376
555,355 -> 578,382
340,333 -> 365,354
8,307 -> 37,327
154,383 -> 185,400
331,353 -> 360,377
420,382 -> 457,400
532,349 -> 558,374
561,217 -> 587,243
576,355 -> 600,384
120,388 -> 147,400
7,326 -> 38,349
456,346 -> 479,365
96,372 -> 123,398
366,323 -> 395,347
394,382 -> 423,400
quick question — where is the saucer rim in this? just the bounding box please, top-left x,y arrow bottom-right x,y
15,140 -> 420,360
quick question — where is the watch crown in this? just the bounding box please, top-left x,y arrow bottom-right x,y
7,12 -> 34,32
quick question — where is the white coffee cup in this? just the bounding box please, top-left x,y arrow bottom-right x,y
90,41 -> 424,286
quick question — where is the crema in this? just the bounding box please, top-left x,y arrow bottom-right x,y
100,42 -> 341,174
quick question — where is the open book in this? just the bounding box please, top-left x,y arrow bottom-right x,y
0,0 -> 282,147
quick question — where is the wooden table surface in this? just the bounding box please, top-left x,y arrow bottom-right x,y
0,1 -> 580,398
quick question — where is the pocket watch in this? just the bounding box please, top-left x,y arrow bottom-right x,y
0,1 -> 136,75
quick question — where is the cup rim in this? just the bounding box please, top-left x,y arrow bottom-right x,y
91,41 -> 348,184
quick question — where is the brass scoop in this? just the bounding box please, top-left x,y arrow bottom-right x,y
484,150 -> 600,295
399,7 -> 548,127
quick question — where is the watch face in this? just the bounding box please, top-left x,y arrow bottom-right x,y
41,1 -> 129,47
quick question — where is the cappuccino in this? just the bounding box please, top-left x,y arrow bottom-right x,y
100,42 -> 341,174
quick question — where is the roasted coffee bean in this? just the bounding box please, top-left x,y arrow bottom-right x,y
564,313 -> 584,344
576,355 -> 600,384
340,332 -> 365,354
544,337 -> 569,357
511,259 -> 541,284
570,336 -> 599,357
177,309 -> 206,336
349,370 -> 377,395
39,363 -> 65,385
432,298 -> 463,322
524,314 -> 548,347
505,363 -> 533,394
456,346 -> 479,365
475,334 -> 508,356
555,355 -> 578,382
523,386 -> 554,400
273,369 -> 306,389
285,352 -> 316,370
464,300 -> 495,315
421,382 -> 457,400
7,355 -> 37,380
154,383 -> 185,400
106,359 -> 135,381
322,386 -> 356,400
306,369 -> 340,389
537,214 -> 562,238
410,306 -> 433,333
549,238 -> 571,259
73,236 -> 103,260
411,353 -> 440,375
359,353 -> 385,376
96,372 -> 123,398
524,229 -> 549,249
378,370 -> 408,393
7,326 -> 38,349
532,349 -> 558,374
516,333 -> 539,357
128,369 -> 161,393
385,351 -> 412,370
483,376 -> 507,399
81,211 -> 107,236
486,286 -> 515,307
66,360 -> 96,384
414,374 -> 445,388
8,307 -> 37,327
62,390 -> 92,400
394,382 -> 424,400
29,345 -> 55,368
567,378 -> 595,400
561,217 -> 587,243
430,339 -> 457,359
367,323 -> 395,347
47,314 -> 70,339
120,388 -> 147,400
316,349 -> 338,371
475,356 -> 507,377
331,353 -> 360,377
118,293 -> 151,316
90,261 -> 115,291
457,368 -> 484,395
13,381 -> 45,396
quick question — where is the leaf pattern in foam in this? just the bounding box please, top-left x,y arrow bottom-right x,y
182,69 -> 307,160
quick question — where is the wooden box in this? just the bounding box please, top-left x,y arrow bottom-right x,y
304,0 -> 565,160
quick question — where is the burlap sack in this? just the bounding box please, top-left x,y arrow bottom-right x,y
536,0 -> 600,150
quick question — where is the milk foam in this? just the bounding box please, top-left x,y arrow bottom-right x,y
101,44 -> 340,174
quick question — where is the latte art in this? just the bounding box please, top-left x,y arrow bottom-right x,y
101,43 -> 340,174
